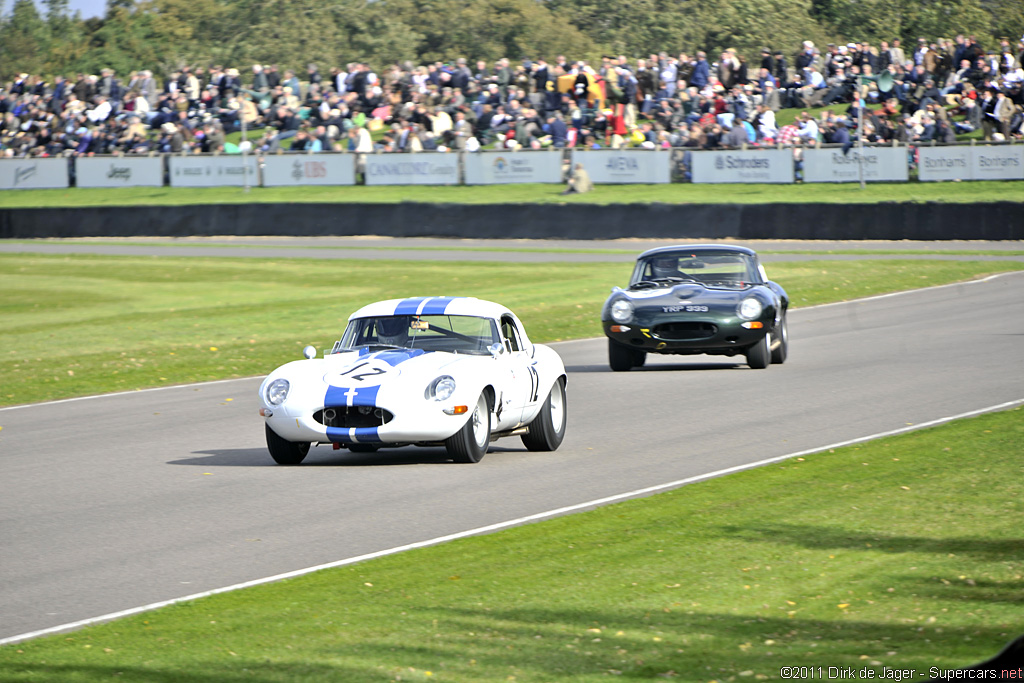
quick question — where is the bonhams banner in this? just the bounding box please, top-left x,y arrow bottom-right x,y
0,158 -> 70,189
690,149 -> 794,183
464,151 -> 562,184
918,145 -> 1024,181
802,147 -> 908,183
76,156 -> 163,188
570,149 -> 671,184
168,155 -> 259,187
970,146 -> 1024,181
365,154 -> 460,185
262,154 -> 356,186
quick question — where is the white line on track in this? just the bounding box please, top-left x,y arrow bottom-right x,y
2,397 -> 1021,647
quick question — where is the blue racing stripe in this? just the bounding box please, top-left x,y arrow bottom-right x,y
394,297 -> 429,315
420,297 -> 457,315
324,384 -> 380,408
324,426 -> 382,443
374,348 -> 426,366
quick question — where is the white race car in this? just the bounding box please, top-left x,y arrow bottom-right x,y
258,297 -> 568,465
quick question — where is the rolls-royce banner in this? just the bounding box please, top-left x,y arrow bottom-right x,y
464,151 -> 562,184
690,149 -> 793,184
76,156 -> 164,188
917,146 -> 973,182
0,157 -> 70,189
168,155 -> 260,187
970,146 -> 1024,181
802,146 -> 908,183
365,153 -> 460,185
570,150 -> 671,184
262,154 -> 356,186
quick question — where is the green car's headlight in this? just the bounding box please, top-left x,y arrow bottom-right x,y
265,379 -> 290,406
737,297 -> 763,321
610,299 -> 635,323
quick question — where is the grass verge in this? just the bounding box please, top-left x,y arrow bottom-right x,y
2,253 -> 1022,407
1,406 -> 1020,681
1,180 -> 1024,208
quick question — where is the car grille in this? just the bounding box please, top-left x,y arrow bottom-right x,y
653,322 -> 717,340
315,406 -> 394,429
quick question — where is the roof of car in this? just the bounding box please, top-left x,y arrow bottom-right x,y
349,297 -> 514,321
637,244 -> 758,259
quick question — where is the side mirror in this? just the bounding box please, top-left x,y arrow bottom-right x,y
611,286 -> 622,293
302,345 -> 317,359
488,342 -> 505,357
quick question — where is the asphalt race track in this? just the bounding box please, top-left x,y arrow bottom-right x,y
1,267 -> 1023,644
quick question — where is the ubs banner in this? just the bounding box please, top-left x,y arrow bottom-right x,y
262,154 -> 356,186
365,154 -> 459,185
168,155 -> 260,187
571,150 -> 671,184
76,156 -> 163,188
691,149 -> 793,184
803,147 -> 908,183
0,158 -> 70,189
464,151 -> 562,184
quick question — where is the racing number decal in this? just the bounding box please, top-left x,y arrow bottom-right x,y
339,362 -> 387,382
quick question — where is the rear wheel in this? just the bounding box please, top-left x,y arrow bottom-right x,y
770,315 -> 789,365
521,377 -> 567,451
266,424 -> 310,465
445,393 -> 491,463
609,339 -> 644,371
745,334 -> 770,369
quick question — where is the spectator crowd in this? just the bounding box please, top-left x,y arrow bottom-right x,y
2,34 -> 1023,160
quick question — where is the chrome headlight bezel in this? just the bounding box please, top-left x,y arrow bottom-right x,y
265,378 -> 290,406
610,298 -> 635,323
737,297 -> 764,321
427,375 -> 457,402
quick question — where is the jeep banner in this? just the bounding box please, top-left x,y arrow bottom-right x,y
690,149 -> 794,184
168,155 -> 260,187
262,154 -> 356,186
76,156 -> 164,188
0,158 -> 70,190
570,149 -> 671,184
464,151 -> 563,184
365,153 -> 460,185
802,146 -> 908,183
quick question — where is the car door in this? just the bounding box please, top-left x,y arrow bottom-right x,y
493,314 -> 536,429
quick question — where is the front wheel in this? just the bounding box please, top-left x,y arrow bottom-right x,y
445,393 -> 491,463
266,424 -> 311,465
770,315 -> 789,364
609,339 -> 644,371
745,333 -> 770,369
521,377 -> 567,452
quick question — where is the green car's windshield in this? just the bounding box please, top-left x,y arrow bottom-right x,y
633,251 -> 760,290
332,315 -> 500,355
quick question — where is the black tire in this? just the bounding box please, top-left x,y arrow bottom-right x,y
348,443 -> 379,453
521,377 -> 567,452
266,424 -> 310,465
770,315 -> 789,365
745,333 -> 770,369
608,339 -> 642,372
445,393 -> 491,463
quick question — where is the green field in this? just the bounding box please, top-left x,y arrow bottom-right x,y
1,406 -> 1020,682
3,253 -> 1022,407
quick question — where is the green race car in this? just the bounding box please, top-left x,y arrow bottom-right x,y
602,245 -> 789,371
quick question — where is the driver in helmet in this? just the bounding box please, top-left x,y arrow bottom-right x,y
650,256 -> 679,279
375,316 -> 410,347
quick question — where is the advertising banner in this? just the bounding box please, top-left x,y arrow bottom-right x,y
168,155 -> 260,187
570,150 -> 671,184
917,146 -> 973,182
464,151 -> 562,184
803,146 -> 908,183
262,154 -> 356,186
0,158 -> 70,190
690,149 -> 793,184
970,145 -> 1024,181
365,153 -> 460,185
76,156 -> 164,188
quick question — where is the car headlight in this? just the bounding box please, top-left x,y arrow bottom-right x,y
737,297 -> 763,321
610,299 -> 634,323
265,379 -> 290,406
427,375 -> 456,401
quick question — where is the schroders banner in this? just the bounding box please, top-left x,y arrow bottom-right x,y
0,158 -> 70,189
262,154 -> 356,186
802,147 -> 908,183
690,149 -> 794,183
464,151 -> 562,184
570,150 -> 671,183
168,155 -> 260,187
76,156 -> 164,188
365,154 -> 460,185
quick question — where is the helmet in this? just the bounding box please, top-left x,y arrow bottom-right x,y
376,317 -> 409,346
650,256 -> 678,279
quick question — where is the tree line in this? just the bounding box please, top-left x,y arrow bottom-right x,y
2,0 -> 1022,82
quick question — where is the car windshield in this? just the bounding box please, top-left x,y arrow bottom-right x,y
632,251 -> 760,290
332,315 -> 500,355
